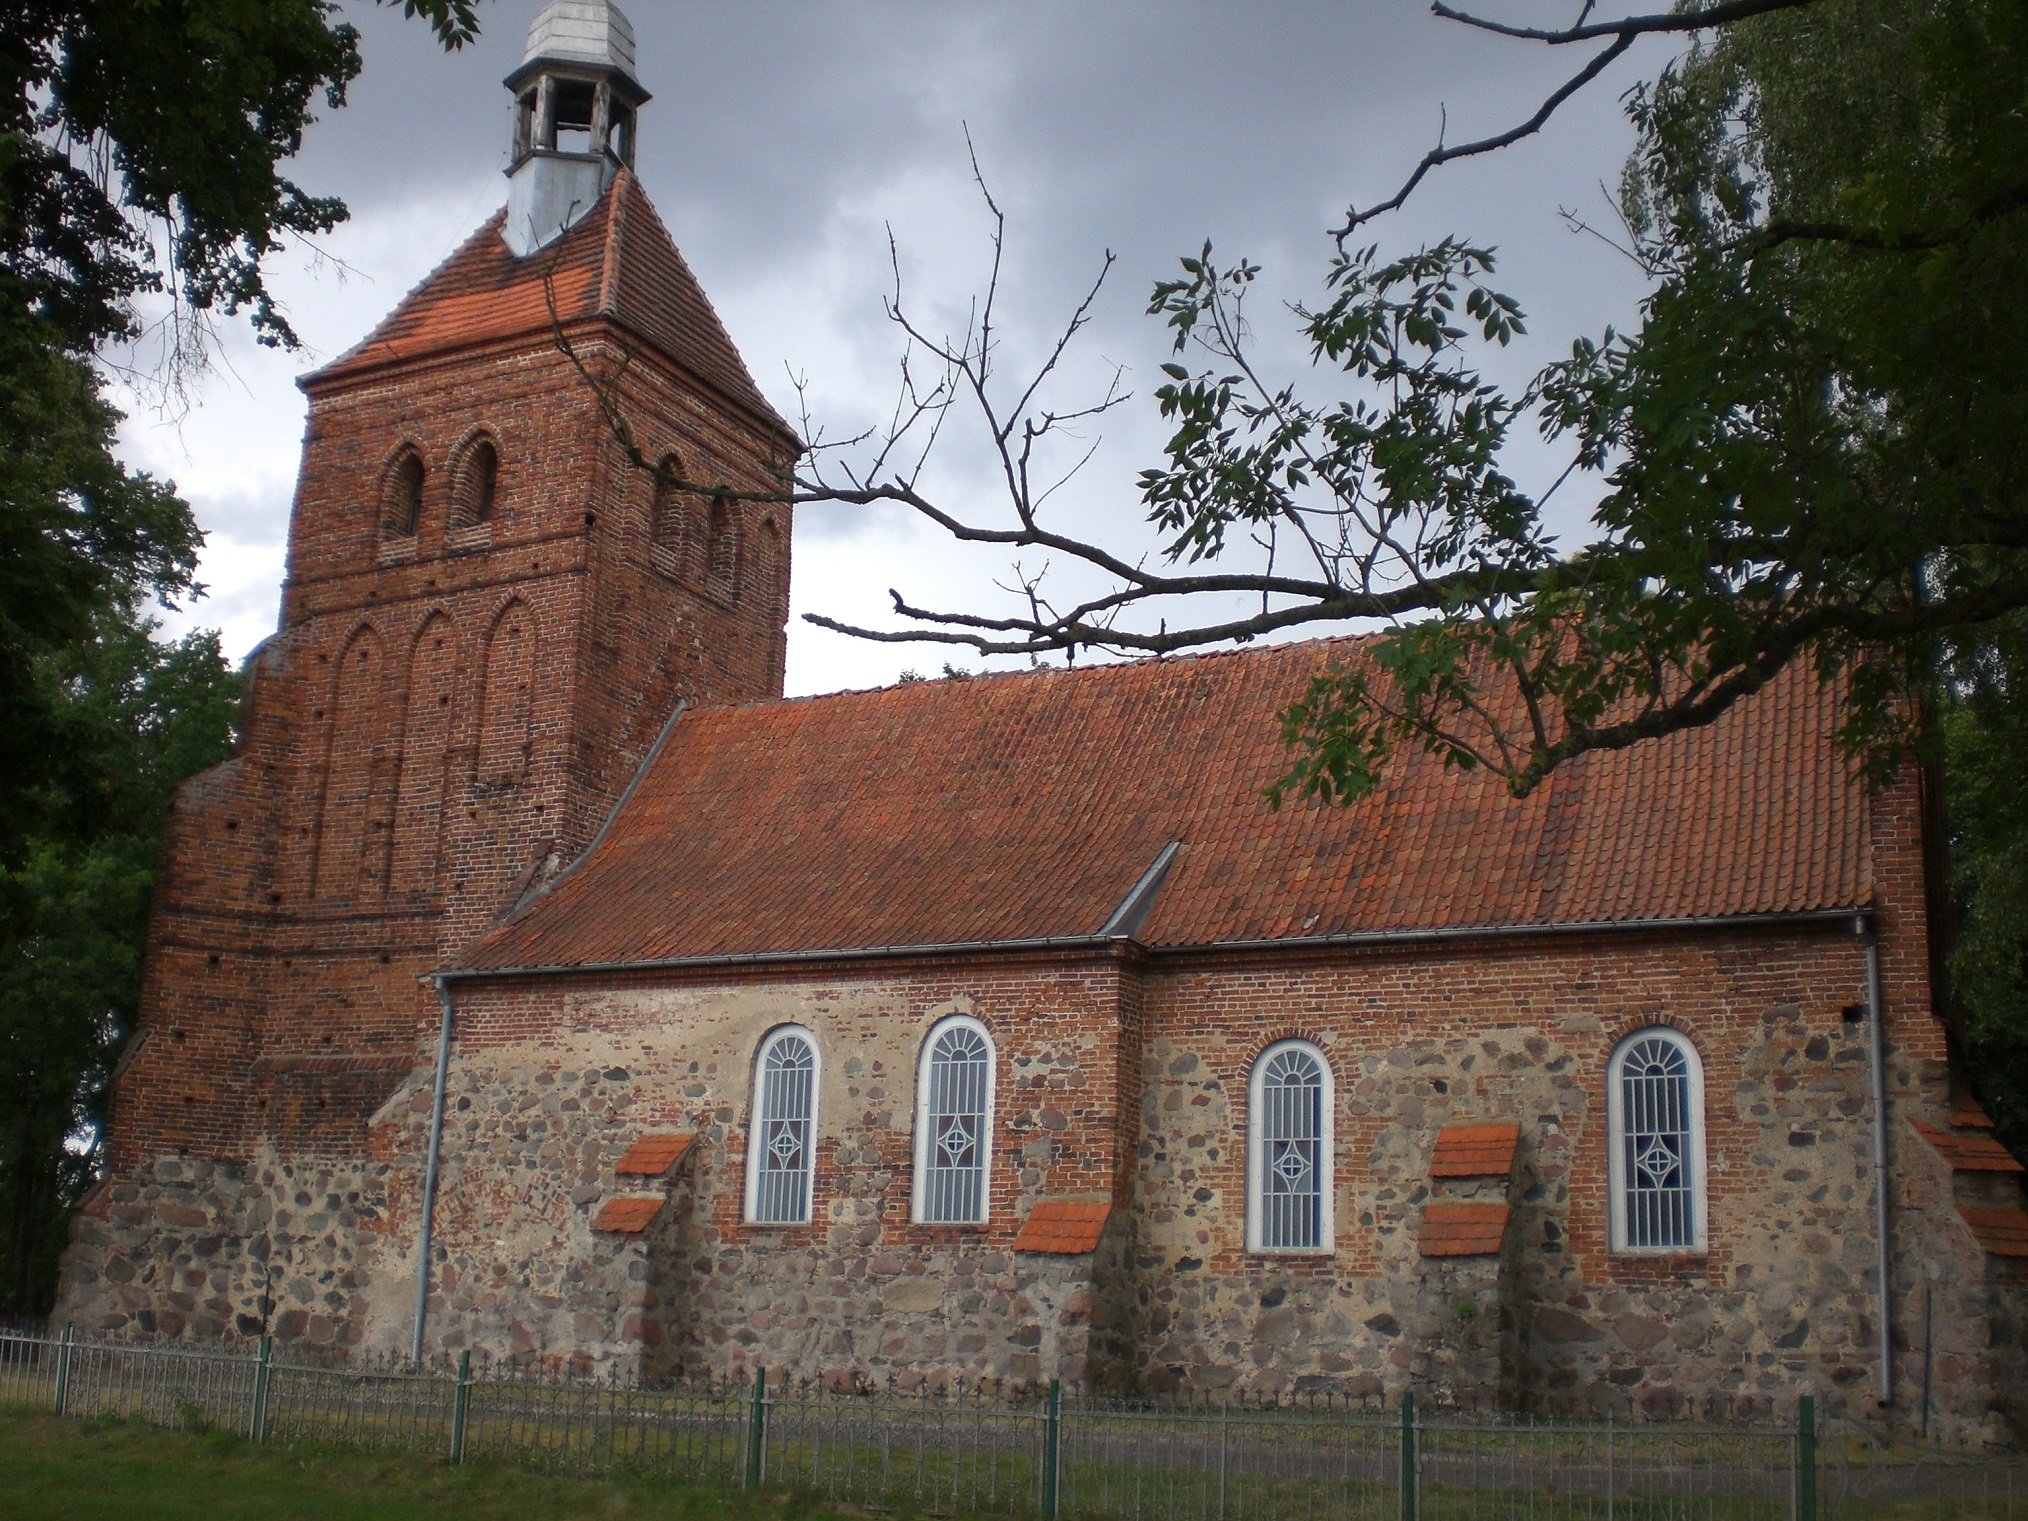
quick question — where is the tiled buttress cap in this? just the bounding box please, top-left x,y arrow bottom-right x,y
591,1196 -> 664,1235
1013,1200 -> 1112,1255
1429,1122 -> 1521,1179
1420,1202 -> 1510,1257
616,1132 -> 694,1178
1912,1120 -> 2025,1173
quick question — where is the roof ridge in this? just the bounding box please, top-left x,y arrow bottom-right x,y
598,168 -> 629,317
301,206 -> 511,388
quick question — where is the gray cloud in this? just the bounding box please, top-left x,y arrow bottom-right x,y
130,1 -> 1674,693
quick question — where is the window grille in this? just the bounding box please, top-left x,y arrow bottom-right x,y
918,1020 -> 992,1224
1253,1044 -> 1326,1250
748,1029 -> 817,1225
1610,1029 -> 1704,1251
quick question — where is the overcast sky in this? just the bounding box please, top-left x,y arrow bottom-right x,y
115,1 -> 1672,697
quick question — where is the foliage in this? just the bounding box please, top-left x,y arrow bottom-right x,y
1942,615 -> 2028,1154
798,0 -> 2026,813
0,619 -> 237,1317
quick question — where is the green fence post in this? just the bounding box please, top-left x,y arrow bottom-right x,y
1399,1390 -> 1416,1521
1797,1394 -> 1817,1521
249,1334 -> 272,1443
745,1368 -> 767,1489
1043,1377 -> 1061,1521
450,1349 -> 471,1465
52,1322 -> 73,1418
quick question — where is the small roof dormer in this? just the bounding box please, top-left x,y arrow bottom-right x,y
502,0 -> 651,257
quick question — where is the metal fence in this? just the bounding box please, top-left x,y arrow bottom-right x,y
2,1326 -> 2022,1520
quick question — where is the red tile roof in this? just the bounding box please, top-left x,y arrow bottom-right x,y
304,172 -> 792,441
1420,1202 -> 1510,1257
460,641 -> 1869,973
1961,1208 -> 2028,1258
591,1195 -> 665,1235
1013,1200 -> 1112,1255
616,1132 -> 693,1177
1430,1122 -> 1521,1179
1913,1121 -> 2025,1174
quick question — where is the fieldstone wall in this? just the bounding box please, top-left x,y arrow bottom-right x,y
57,1148 -> 396,1352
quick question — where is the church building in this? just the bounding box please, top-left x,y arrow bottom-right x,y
58,0 -> 2027,1442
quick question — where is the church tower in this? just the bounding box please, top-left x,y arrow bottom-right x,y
70,0 -> 797,1346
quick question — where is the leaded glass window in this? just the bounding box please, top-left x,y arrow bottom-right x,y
1610,1029 -> 1705,1251
1248,1040 -> 1333,1253
747,1027 -> 817,1224
916,1019 -> 993,1224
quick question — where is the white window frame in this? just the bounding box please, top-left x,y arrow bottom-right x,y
1606,1025 -> 1709,1253
744,1024 -> 820,1226
1245,1039 -> 1335,1255
911,1014 -> 997,1225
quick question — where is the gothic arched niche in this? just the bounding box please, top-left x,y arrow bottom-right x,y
314,624 -> 395,904
706,496 -> 740,599
392,611 -> 459,896
380,446 -> 426,539
450,434 -> 499,528
756,518 -> 787,689
649,454 -> 686,580
477,598 -> 536,782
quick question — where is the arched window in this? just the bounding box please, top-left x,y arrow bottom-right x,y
453,437 -> 498,527
1247,1040 -> 1334,1253
745,1026 -> 819,1225
1607,1027 -> 1707,1252
382,448 -> 425,538
913,1015 -> 995,1225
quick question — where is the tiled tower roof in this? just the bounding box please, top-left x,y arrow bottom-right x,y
460,638 -> 1871,973
304,171 -> 792,442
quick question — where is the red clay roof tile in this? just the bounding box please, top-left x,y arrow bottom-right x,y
591,1195 -> 664,1234
1913,1121 -> 2025,1174
1420,1202 -> 1510,1257
1013,1200 -> 1111,1255
1961,1208 -> 2028,1258
304,173 -> 791,440
1430,1122 -> 1521,1179
616,1132 -> 693,1177
461,643 -> 1869,972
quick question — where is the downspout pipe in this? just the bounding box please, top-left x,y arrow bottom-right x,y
410,974 -> 455,1365
1857,913 -> 1893,1407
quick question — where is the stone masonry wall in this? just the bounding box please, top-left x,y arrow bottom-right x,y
1128,921 -> 2015,1441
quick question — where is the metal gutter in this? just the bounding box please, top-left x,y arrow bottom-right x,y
409,975 -> 456,1364
1858,913 -> 1894,1407
437,905 -> 1868,984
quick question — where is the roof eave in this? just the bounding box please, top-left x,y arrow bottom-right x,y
435,904 -> 1873,987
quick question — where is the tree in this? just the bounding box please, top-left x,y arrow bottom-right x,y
737,0 -> 2025,808
1943,616 -> 2028,1157
0,621 -> 238,1316
0,0 -> 485,1317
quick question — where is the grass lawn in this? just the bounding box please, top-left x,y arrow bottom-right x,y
0,1406 -> 858,1521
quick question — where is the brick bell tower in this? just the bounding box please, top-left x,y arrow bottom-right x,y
67,0 -> 798,1339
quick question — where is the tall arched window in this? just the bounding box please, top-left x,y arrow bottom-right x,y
382,448 -> 425,538
745,1026 -> 819,1225
1247,1040 -> 1334,1253
1607,1027 -> 1707,1252
913,1015 -> 995,1224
